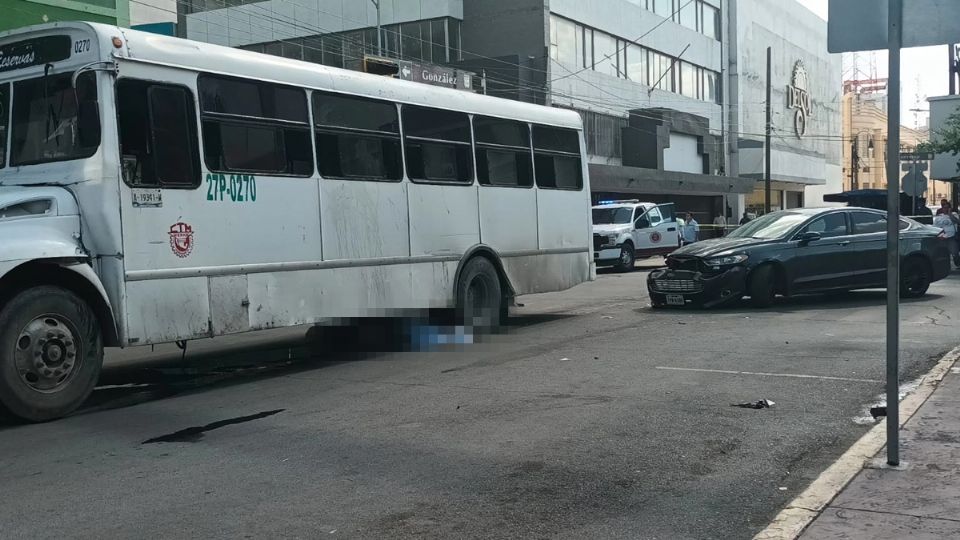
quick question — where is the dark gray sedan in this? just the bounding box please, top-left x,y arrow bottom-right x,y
648,207 -> 951,308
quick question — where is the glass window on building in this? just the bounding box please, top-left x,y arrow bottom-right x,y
322,35 -> 344,68
679,0 -> 697,30
701,2 -> 720,40
550,15 -> 579,70
702,69 -> 719,103
582,26 -> 594,70
431,19 -> 447,63
679,62 -> 698,98
449,20 -> 461,61
626,43 -> 646,83
648,0 -> 675,19
401,22 -> 422,61
649,51 -> 674,91
593,32 -> 619,78
281,41 -> 302,61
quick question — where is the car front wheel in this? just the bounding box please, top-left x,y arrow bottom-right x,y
616,243 -> 636,272
748,265 -> 776,308
901,258 -> 931,298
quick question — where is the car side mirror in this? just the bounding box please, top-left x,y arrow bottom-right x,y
77,100 -> 101,148
636,218 -> 649,230
799,231 -> 821,244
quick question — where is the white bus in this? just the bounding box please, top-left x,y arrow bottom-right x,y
0,22 -> 593,421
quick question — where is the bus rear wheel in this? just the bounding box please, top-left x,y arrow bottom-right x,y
456,257 -> 503,333
0,286 -> 103,422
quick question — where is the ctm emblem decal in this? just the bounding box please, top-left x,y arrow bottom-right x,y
168,222 -> 194,258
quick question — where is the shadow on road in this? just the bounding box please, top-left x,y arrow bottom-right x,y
640,290 -> 949,315
0,313 -> 575,428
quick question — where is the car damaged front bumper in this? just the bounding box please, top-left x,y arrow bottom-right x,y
647,266 -> 749,308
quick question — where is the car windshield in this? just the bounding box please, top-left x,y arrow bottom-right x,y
728,211 -> 810,239
593,207 -> 634,225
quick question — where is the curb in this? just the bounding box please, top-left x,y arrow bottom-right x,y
752,345 -> 960,540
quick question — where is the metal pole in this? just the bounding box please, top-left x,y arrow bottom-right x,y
371,0 -> 382,56
951,44 -> 957,96
765,46 -> 772,214
886,0 -> 902,467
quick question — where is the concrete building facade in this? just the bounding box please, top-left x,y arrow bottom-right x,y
729,0 -> 843,215
174,0 -> 842,223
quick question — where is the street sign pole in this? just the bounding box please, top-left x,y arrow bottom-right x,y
885,0 -> 902,467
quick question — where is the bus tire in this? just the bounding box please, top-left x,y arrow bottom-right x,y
456,257 -> 503,333
0,286 -> 103,422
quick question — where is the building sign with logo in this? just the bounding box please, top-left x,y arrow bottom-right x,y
786,60 -> 813,139
396,59 -> 474,92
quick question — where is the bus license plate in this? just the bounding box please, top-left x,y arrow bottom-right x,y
666,294 -> 685,306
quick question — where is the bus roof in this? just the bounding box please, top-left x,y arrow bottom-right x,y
0,21 -> 583,130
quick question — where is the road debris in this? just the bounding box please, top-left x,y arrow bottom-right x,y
732,399 -> 775,409
870,406 -> 887,418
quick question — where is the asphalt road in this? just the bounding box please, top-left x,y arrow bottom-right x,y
3,267 -> 960,539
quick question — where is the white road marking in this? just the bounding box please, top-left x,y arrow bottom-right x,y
654,366 -> 882,384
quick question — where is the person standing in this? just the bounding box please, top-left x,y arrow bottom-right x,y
681,212 -> 699,245
713,213 -> 727,238
739,211 -> 752,225
933,202 -> 960,268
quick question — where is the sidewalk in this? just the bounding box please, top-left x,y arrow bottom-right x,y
799,363 -> 960,539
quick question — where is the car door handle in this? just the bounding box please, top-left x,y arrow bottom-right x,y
667,227 -> 677,232
838,241 -> 851,246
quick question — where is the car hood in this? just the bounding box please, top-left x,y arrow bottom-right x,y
671,236 -> 772,258
593,224 -> 631,235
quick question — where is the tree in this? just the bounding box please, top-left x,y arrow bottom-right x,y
918,110 -> 960,175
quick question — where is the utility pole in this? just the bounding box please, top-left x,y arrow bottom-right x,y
884,0 -> 902,468
851,138 -> 859,190
371,0 -> 382,56
950,43 -> 957,95
765,46 -> 772,214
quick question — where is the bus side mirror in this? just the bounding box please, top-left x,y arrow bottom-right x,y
77,100 -> 101,148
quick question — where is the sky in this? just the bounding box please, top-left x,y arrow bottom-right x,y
797,0 -> 949,130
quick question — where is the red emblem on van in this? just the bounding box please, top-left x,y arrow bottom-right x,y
650,231 -> 662,243
168,222 -> 194,258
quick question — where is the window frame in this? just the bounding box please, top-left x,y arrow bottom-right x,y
532,124 -> 584,191
197,73 -> 313,178
9,71 -> 101,167
0,82 -> 8,169
473,115 -> 534,189
401,104 -> 475,186
142,82 -> 201,189
795,212 -> 851,239
312,90 -> 402,183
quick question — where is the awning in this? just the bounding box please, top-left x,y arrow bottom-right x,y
588,164 -> 756,196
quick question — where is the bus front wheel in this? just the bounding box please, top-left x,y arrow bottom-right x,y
456,257 -> 503,333
0,286 -> 103,422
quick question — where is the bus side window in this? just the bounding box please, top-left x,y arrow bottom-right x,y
474,116 -> 533,188
312,91 -> 402,181
117,80 -> 200,188
532,125 -> 583,190
402,105 -> 473,184
197,74 -> 313,177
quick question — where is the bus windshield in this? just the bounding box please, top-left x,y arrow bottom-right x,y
9,71 -> 99,166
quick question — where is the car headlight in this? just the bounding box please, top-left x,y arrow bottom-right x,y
607,234 -> 617,244
704,254 -> 748,266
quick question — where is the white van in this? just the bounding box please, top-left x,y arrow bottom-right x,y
592,200 -> 680,271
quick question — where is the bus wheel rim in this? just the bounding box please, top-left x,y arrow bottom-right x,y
13,314 -> 81,394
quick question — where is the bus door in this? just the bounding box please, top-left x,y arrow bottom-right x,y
116,68 -> 322,344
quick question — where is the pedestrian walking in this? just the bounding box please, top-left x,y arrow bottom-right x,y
681,212 -> 699,245
933,202 -> 960,268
